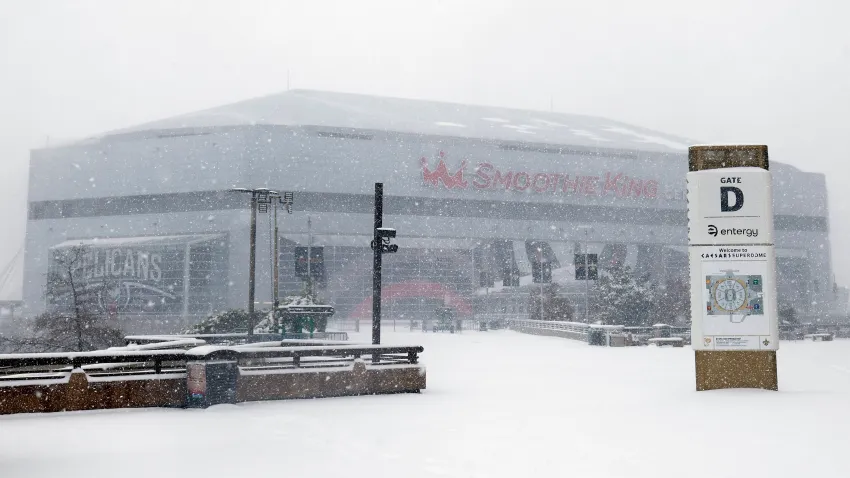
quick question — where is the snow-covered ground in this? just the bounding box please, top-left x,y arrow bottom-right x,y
1,331 -> 849,478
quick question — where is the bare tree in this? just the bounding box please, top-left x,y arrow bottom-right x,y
529,283 -> 575,322
1,245 -> 123,353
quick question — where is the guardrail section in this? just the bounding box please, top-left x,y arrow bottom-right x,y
504,319 -> 692,346
506,319 -> 590,341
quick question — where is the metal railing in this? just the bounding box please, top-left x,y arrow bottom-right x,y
328,317 -> 509,333
123,331 -> 349,347
0,350 -> 188,382
327,318 -> 413,332
780,324 -> 850,340
0,343 -> 423,384
192,344 -> 424,370
621,326 -> 692,344
506,318 -> 591,335
504,319 -> 693,345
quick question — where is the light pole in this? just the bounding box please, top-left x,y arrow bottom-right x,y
370,183 -> 399,345
372,184 -> 384,345
536,245 -> 545,320
231,187 -> 276,335
307,215 -> 313,297
273,199 -> 279,309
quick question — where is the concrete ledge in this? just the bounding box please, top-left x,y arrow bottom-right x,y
0,371 -> 186,415
237,361 -> 426,402
1,344 -> 426,414
1,364 -> 426,415
511,325 -> 586,341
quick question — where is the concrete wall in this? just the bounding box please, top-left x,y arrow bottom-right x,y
237,361 -> 425,402
0,363 -> 426,415
0,371 -> 185,415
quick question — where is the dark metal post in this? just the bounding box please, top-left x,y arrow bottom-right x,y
248,194 -> 258,335
584,229 -> 589,323
307,216 -> 313,298
273,200 -> 280,332
372,183 -> 383,345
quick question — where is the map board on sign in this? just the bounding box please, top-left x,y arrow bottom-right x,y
689,245 -> 777,350
705,273 -> 763,317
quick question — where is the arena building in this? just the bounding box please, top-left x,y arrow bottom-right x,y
21,90 -> 836,332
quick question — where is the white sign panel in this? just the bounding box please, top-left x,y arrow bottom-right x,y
689,245 -> 779,350
687,167 -> 774,245
688,166 -> 779,351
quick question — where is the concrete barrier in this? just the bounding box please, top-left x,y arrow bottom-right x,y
237,361 -> 425,402
510,325 -> 586,341
0,371 -> 186,415
0,344 -> 426,415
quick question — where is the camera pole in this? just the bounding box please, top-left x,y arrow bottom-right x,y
372,183 -> 383,345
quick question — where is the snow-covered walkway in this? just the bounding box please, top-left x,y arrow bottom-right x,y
1,331 -> 848,478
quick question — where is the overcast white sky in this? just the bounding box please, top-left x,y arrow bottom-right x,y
1,0 -> 849,297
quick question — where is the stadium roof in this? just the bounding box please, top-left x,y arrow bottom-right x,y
100,89 -> 698,153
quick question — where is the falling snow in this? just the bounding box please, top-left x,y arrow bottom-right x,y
2,331 -> 849,478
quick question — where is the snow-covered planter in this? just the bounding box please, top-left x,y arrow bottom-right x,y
277,294 -> 334,334
182,309 -> 266,335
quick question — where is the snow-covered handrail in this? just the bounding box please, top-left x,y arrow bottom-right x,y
233,339 -> 350,349
124,333 -> 283,345
505,318 -> 592,335
185,344 -> 423,365
0,349 -> 187,372
124,331 -> 349,346
108,339 -> 207,351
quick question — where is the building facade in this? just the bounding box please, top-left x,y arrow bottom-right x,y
22,90 -> 835,332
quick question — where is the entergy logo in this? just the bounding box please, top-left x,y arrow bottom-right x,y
420,151 -> 468,189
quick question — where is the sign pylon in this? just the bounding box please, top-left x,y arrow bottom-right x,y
687,145 -> 779,391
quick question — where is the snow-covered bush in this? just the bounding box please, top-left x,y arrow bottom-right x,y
592,265 -> 655,326
182,288 -> 331,335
